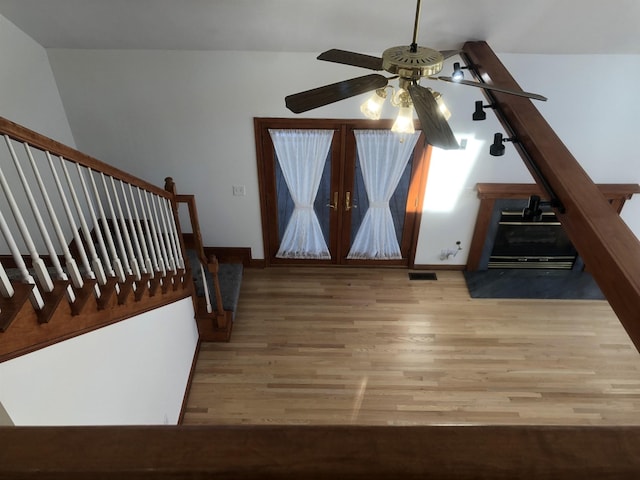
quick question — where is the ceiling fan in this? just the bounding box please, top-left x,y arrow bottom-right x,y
284,0 -> 547,150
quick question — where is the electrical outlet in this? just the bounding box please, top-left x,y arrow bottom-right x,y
232,185 -> 246,196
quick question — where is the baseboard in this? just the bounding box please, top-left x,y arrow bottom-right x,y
411,264 -> 466,271
201,246 -> 252,267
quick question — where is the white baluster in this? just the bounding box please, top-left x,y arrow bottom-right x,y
100,173 -> 131,279
24,145 -> 83,298
47,153 -> 95,283
62,159 -> 106,288
0,261 -> 14,298
87,168 -> 125,282
200,263 -> 213,314
76,163 -> 114,280
143,189 -> 166,277
0,207 -> 44,309
131,185 -> 154,277
6,139 -> 73,302
1,137 -> 54,296
109,176 -> 140,280
119,180 -> 146,277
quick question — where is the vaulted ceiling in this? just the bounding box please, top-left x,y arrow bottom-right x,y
0,0 -> 638,54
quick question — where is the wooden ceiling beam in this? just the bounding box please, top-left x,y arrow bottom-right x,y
462,41 -> 640,351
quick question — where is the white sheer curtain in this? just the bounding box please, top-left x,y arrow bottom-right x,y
347,130 -> 420,259
269,129 -> 333,259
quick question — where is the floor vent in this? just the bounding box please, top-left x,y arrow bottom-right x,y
408,272 -> 438,281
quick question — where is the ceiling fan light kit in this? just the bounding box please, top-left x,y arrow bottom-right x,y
284,0 -> 546,150
360,87 -> 390,120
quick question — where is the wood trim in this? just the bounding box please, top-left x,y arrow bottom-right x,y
2,425 -> 640,478
177,340 -> 201,425
253,118 -> 430,267
463,42 -> 640,353
0,116 -> 170,198
475,183 -> 640,200
201,246 -> 252,267
407,143 -> 434,268
412,263 -> 466,271
466,183 -> 640,271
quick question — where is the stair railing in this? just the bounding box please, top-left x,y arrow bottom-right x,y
0,116 -> 189,359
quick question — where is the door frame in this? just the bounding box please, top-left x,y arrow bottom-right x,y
254,117 -> 434,267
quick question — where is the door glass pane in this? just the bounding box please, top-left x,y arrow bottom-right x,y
274,147 -> 332,251
350,148 -> 414,246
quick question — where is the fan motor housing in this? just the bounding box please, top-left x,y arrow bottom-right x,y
382,45 -> 444,79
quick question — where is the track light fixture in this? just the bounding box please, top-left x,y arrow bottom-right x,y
489,132 -> 515,157
451,62 -> 469,81
472,100 -> 495,121
522,195 -> 544,222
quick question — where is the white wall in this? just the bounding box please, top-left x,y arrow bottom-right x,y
44,48 -> 640,264
0,14 -> 74,146
500,53 -> 640,241
0,13 -> 77,255
0,297 -> 198,426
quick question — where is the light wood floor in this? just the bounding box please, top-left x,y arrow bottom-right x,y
183,268 -> 640,426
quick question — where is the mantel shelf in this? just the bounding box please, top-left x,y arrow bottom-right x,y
467,183 -> 640,272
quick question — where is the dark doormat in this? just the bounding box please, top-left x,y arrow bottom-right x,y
409,272 -> 438,281
463,269 -> 605,300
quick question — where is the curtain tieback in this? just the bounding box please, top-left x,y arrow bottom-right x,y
369,201 -> 389,209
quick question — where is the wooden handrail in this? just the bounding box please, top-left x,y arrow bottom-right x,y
1,425 -> 640,478
0,118 -> 192,361
0,116 -> 170,199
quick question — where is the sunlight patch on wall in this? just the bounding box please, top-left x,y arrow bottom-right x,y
423,135 -> 484,213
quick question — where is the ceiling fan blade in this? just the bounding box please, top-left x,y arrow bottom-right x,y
439,49 -> 461,60
407,84 -> 459,150
436,76 -> 548,101
285,74 -> 388,114
317,49 -> 384,71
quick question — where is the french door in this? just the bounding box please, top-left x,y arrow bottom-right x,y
254,118 -> 433,266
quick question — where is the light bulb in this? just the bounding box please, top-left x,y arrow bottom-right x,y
391,105 -> 415,134
452,62 -> 464,81
360,89 -> 386,120
433,91 -> 451,120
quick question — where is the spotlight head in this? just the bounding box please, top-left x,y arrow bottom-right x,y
522,195 -> 543,221
472,100 -> 487,121
451,62 -> 464,81
489,133 -> 506,156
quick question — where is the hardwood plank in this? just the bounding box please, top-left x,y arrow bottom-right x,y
184,268 -> 640,426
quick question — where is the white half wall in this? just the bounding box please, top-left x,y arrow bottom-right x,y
44,48 -> 640,264
0,297 -> 199,426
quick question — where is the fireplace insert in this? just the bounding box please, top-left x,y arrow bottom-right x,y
488,210 -> 577,269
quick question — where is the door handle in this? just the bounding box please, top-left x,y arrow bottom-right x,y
345,191 -> 357,211
326,191 -> 338,210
